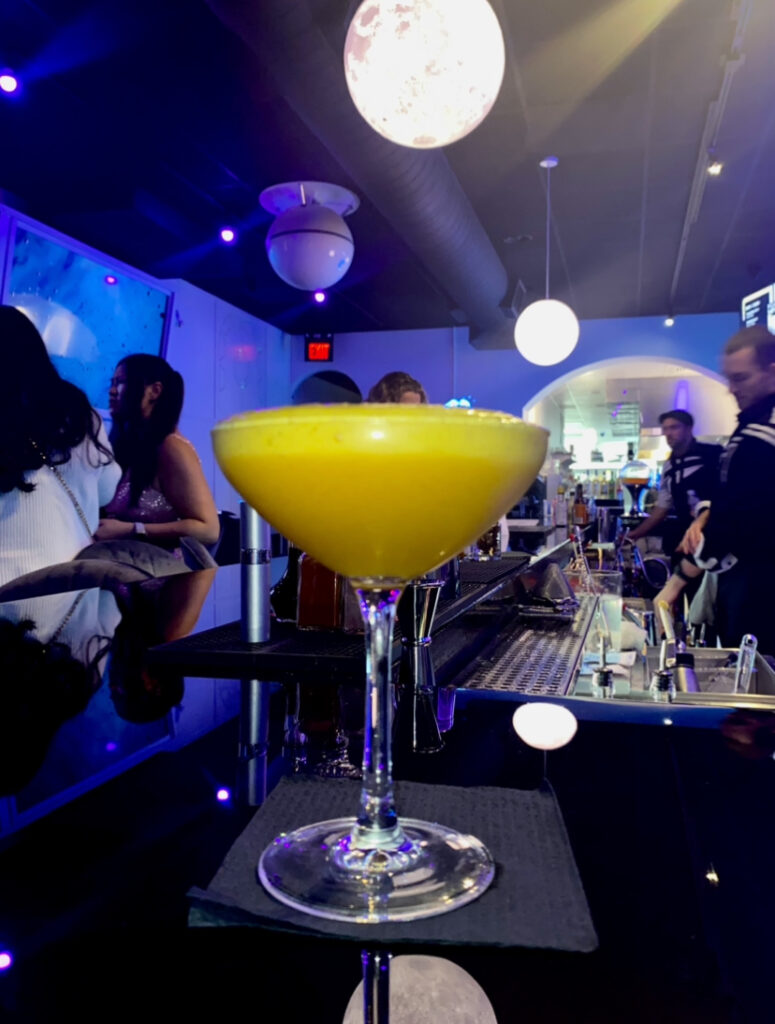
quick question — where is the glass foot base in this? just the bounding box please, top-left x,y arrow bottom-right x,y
258,816 -> 495,923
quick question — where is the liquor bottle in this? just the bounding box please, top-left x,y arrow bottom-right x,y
555,483 -> 568,527
573,483 -> 589,525
297,553 -> 343,630
270,545 -> 302,622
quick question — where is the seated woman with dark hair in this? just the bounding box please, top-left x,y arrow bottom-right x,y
0,306 -> 121,587
107,566 -> 214,722
98,354 -> 219,553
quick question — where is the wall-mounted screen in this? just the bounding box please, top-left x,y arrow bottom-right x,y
740,283 -> 775,332
4,220 -> 170,411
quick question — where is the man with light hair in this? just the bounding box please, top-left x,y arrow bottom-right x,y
659,325 -> 775,655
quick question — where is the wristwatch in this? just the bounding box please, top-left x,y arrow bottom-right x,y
132,521 -> 147,536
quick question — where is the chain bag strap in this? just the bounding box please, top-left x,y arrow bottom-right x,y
29,438 -> 93,541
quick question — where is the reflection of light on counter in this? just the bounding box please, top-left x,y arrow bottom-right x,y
705,865 -> 720,886
342,955 -> 498,1024
662,717 -> 673,726
512,702 -> 578,750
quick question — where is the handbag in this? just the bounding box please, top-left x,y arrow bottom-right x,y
29,438 -> 93,541
30,439 -> 195,577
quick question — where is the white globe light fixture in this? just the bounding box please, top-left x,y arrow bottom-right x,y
260,181 -> 359,291
514,157 -> 580,366
343,0 -> 505,149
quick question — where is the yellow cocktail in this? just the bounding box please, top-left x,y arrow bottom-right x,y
212,403 -> 548,923
213,404 -> 547,582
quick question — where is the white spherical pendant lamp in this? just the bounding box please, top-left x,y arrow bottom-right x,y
514,298 -> 580,367
343,0 -> 505,149
514,157 -> 579,366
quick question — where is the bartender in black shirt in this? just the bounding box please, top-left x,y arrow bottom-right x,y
659,326 -> 775,655
627,411 -> 721,589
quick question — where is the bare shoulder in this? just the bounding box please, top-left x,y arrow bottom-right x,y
158,433 -> 202,467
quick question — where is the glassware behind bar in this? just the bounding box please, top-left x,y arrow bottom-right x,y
212,403 -> 547,923
619,449 -> 651,516
475,521 -> 502,560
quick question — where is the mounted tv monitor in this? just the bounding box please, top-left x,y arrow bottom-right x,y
0,207 -> 171,412
740,283 -> 775,332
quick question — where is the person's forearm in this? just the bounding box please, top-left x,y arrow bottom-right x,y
143,518 -> 220,545
675,557 -> 703,580
628,508 -> 667,540
105,517 -> 219,545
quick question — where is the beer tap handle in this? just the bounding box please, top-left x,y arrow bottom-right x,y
657,599 -> 677,669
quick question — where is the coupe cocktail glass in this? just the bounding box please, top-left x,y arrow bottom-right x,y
213,404 -> 547,922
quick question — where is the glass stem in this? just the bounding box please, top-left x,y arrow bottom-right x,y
352,584 -> 404,850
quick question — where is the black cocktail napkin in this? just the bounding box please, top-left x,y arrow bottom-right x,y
188,776 -> 597,952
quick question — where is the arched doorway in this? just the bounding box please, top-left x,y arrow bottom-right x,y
524,355 -> 736,467
291,370 -> 362,404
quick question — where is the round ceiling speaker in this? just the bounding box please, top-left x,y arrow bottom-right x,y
265,205 -> 354,290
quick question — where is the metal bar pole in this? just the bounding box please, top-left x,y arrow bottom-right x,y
240,501 -> 271,644
237,678 -> 270,806
361,949 -> 391,1024
238,502 -> 272,804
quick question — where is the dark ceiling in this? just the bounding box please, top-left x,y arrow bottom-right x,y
1,0 -> 773,346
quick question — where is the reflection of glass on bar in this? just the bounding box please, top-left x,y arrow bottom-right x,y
469,521 -> 501,561
565,569 -> 623,651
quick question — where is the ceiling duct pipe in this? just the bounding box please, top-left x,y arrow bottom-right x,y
207,0 -> 511,340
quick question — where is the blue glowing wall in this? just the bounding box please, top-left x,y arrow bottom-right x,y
6,224 -> 169,410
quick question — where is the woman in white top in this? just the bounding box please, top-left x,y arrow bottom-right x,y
0,306 -> 121,587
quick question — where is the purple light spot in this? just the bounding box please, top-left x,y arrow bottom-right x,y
105,741 -> 118,753
219,227 -> 236,244
216,788 -> 230,802
0,73 -> 18,94
622,389 -> 628,395
313,290 -> 326,303
104,274 -> 118,285
0,952 -> 13,971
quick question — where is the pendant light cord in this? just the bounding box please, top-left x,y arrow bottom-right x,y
544,163 -> 551,300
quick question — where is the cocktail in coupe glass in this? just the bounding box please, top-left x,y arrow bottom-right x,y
213,404 -> 548,923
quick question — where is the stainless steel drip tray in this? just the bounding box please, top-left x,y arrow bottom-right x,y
644,647 -> 775,697
458,597 -> 597,697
